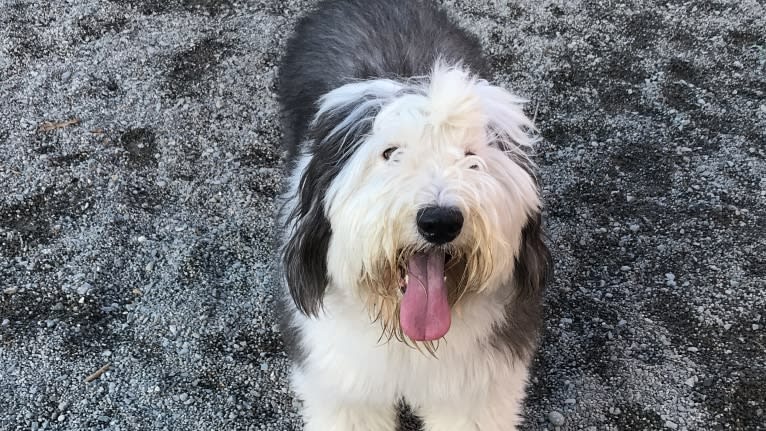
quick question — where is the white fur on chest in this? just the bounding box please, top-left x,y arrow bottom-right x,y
289,288 -> 529,410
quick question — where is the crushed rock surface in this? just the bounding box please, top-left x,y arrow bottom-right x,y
1,0 -> 764,430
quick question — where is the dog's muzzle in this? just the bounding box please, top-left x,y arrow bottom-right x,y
397,206 -> 463,342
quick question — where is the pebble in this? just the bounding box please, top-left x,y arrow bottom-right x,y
665,420 -> 678,429
77,282 -> 93,296
620,266 -> 631,271
61,71 -> 71,82
1,319 -> 9,327
548,410 -> 565,426
687,347 -> 698,352
57,401 -> 68,411
179,393 -> 188,402
3,287 -> 19,295
665,273 -> 675,283
629,224 -> 640,232
51,303 -> 64,311
564,398 -> 576,405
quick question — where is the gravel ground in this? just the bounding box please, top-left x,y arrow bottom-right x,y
0,0 -> 764,430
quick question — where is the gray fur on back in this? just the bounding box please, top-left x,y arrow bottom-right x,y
277,0 -> 490,160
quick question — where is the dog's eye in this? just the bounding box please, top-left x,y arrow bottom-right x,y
465,151 -> 479,169
382,147 -> 398,160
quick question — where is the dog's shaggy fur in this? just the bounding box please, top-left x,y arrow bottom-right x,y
275,1 -> 551,429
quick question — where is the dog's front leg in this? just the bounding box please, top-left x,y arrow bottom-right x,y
418,375 -> 527,431
419,401 -> 523,431
301,398 -> 397,431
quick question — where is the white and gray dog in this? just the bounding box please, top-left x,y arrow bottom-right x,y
275,0 -> 551,429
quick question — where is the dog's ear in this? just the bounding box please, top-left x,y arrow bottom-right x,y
513,211 -> 552,298
282,197 -> 333,317
282,80 -> 401,316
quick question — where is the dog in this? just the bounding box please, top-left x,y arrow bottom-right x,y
275,0 -> 551,429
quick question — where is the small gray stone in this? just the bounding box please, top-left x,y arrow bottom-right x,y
51,303 -> 64,311
77,282 -> 93,296
57,401 -> 68,411
61,71 -> 72,82
548,410 -> 565,426
564,398 -> 576,405
665,420 -> 678,429
179,393 -> 188,402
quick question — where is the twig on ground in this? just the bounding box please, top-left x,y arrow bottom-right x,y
38,117 -> 80,132
85,363 -> 111,383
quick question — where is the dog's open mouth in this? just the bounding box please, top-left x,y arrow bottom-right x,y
398,252 -> 452,294
396,250 -> 452,342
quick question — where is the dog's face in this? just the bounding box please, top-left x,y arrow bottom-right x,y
282,65 -> 546,345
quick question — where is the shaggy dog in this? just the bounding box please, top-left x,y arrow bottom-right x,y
275,0 -> 551,429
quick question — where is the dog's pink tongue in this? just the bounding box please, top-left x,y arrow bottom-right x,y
400,250 -> 451,341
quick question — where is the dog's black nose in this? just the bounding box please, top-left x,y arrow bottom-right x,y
416,206 -> 464,245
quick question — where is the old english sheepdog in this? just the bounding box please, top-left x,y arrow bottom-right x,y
275,0 -> 551,429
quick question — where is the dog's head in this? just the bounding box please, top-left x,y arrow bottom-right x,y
281,63 -> 549,344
